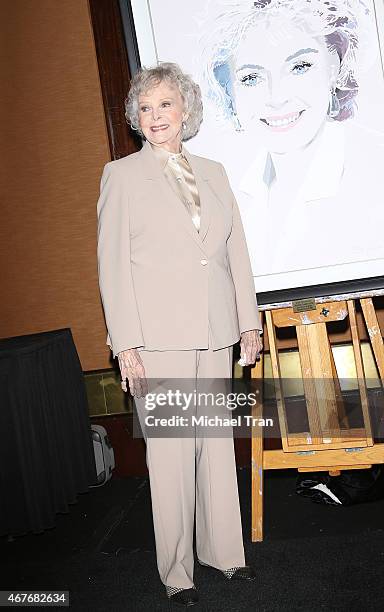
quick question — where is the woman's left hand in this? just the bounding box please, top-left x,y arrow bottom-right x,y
240,330 -> 263,366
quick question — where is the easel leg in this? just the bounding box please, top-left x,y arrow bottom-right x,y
360,297 -> 384,381
251,343 -> 264,542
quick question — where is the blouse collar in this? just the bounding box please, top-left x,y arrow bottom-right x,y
149,142 -> 186,170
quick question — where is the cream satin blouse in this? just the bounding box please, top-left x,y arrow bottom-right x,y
151,143 -> 201,232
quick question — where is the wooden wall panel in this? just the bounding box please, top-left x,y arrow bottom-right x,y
88,0 -> 141,160
0,0 -> 119,370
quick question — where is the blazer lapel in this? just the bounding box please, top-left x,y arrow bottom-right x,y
139,141 -> 206,250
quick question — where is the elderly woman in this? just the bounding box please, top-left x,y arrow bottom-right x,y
97,62 -> 262,607
200,0 -> 384,281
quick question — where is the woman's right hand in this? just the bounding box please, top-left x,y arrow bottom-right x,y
117,349 -> 148,398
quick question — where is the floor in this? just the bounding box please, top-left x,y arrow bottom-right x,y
2,468 -> 384,611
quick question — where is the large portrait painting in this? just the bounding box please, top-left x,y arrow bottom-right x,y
128,0 -> 384,296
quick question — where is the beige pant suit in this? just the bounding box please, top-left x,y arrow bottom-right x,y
96,140 -> 262,589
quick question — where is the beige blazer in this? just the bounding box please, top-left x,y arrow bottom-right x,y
97,141 -> 262,358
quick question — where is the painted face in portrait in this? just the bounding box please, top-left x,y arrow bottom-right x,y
232,17 -> 341,154
138,80 -> 187,152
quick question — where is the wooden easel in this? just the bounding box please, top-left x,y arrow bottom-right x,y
251,290 -> 384,542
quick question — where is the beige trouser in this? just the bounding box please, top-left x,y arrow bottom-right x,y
134,339 -> 245,589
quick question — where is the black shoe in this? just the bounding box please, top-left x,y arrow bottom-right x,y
168,588 -> 199,607
226,566 -> 256,581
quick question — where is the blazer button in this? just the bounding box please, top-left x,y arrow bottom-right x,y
200,259 -> 208,266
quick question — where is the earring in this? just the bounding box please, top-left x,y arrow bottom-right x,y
328,87 -> 340,118
233,113 -> 244,132
182,121 -> 187,130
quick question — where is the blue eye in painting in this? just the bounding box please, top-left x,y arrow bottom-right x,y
291,61 -> 313,75
238,72 -> 264,86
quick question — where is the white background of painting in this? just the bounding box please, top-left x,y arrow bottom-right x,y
132,0 -> 384,293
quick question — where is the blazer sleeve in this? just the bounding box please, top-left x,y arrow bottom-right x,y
97,162 -> 144,358
220,164 -> 263,334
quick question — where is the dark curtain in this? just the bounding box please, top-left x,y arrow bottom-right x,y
0,328 -> 97,536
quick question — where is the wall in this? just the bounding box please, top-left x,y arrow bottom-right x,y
1,1 -> 382,374
0,0 -> 113,370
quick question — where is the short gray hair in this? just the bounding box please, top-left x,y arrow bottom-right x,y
125,62 -> 203,140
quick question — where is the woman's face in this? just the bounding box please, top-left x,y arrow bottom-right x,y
232,18 -> 340,153
138,80 -> 186,152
